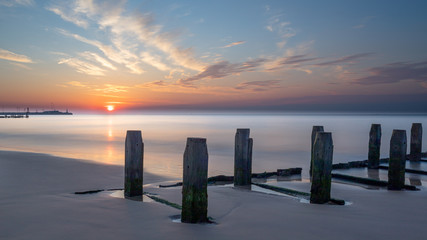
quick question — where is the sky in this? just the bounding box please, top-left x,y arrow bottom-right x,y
1,0 -> 427,112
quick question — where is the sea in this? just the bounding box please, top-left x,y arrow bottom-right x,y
0,112 -> 426,179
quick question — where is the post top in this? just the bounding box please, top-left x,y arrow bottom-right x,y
392,129 -> 406,134
236,128 -> 250,131
316,131 -> 331,136
127,130 -> 142,133
186,137 -> 206,143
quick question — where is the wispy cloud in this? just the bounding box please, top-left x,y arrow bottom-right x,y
0,48 -> 33,63
221,41 -> 246,48
0,0 -> 34,7
353,16 -> 376,29
265,13 -> 295,49
235,80 -> 282,92
266,54 -> 319,71
67,81 -> 88,88
57,28 -> 144,74
9,62 -> 32,70
354,61 -> 427,85
50,1 -> 205,75
141,52 -> 170,71
79,51 -> 116,70
178,58 -> 267,87
58,58 -> 106,76
95,84 -> 129,93
314,53 -> 373,66
47,7 -> 89,28
136,80 -> 168,88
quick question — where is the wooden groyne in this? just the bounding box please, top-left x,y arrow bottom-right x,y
113,122 -> 425,223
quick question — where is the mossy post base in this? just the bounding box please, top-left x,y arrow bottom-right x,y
388,130 -> 407,190
310,126 -> 324,178
310,132 -> 333,204
410,123 -> 422,162
181,138 -> 208,223
124,130 -> 144,200
234,129 -> 253,188
368,124 -> 382,169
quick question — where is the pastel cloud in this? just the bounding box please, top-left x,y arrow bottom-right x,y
265,54 -> 319,71
49,0 -> 205,75
66,81 -> 88,88
0,0 -> 33,7
57,29 -> 144,74
354,61 -> 427,85
58,58 -> 106,76
235,80 -> 282,91
265,13 -> 295,49
178,59 -> 267,86
47,7 -> 89,28
353,16 -> 375,29
95,84 -> 129,93
136,80 -> 168,88
0,48 -> 33,63
314,53 -> 373,66
221,41 -> 246,48
79,51 -> 116,71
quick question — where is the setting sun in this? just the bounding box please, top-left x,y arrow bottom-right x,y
106,105 -> 115,111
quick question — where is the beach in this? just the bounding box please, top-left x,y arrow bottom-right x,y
1,150 -> 427,240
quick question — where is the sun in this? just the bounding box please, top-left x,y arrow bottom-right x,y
106,105 -> 115,112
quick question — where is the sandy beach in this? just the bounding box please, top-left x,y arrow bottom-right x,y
1,150 -> 426,240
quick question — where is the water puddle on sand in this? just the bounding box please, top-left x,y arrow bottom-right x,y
108,190 -> 154,202
250,185 -> 300,199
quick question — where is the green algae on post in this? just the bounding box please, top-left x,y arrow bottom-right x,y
181,138 -> 209,223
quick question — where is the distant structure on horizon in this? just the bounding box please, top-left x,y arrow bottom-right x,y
1,107 -> 73,117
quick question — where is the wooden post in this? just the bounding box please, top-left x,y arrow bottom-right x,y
410,123 -> 422,161
181,138 -> 209,223
388,130 -> 407,190
124,130 -> 144,200
368,124 -> 382,169
310,126 -> 324,177
310,132 -> 333,204
234,129 -> 252,187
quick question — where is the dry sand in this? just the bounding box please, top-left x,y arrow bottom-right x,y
1,150 -> 427,240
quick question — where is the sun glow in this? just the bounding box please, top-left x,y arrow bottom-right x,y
106,105 -> 115,111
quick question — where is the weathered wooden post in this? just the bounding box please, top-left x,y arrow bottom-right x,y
234,129 -> 253,188
368,124 -> 382,169
410,123 -> 422,161
388,130 -> 407,190
124,130 -> 144,200
181,138 -> 209,223
310,126 -> 324,178
310,132 -> 333,204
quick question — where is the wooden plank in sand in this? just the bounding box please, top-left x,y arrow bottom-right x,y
124,130 -> 144,200
234,128 -> 253,188
388,130 -> 406,190
368,124 -> 382,169
181,137 -> 209,223
410,123 -> 422,161
310,132 -> 333,204
310,126 -> 324,177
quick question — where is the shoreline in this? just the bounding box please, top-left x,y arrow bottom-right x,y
1,150 -> 427,239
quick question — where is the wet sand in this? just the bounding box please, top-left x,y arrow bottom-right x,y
1,150 -> 427,240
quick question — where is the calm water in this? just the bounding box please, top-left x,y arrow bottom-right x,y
0,113 -> 425,179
